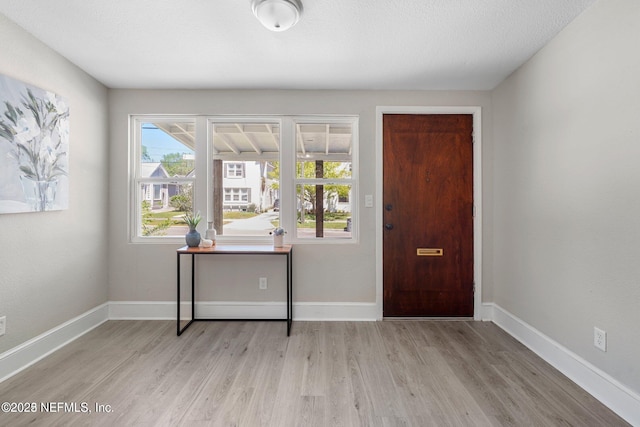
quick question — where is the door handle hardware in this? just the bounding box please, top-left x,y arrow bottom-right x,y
385,223 -> 394,230
417,248 -> 443,256
385,204 -> 393,211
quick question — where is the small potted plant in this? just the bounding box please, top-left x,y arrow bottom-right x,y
183,210 -> 202,247
270,227 -> 286,247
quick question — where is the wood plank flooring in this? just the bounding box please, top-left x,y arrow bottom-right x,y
0,320 -> 628,426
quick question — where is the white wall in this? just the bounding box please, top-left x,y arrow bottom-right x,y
108,90 -> 492,308
492,0 -> 640,394
0,14 -> 109,352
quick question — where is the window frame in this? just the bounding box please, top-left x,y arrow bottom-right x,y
130,115 -> 358,244
208,117 -> 282,243
130,116 -> 197,244
290,116 -> 359,243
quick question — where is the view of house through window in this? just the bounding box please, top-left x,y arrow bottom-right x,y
132,117 -> 357,242
210,122 -> 280,237
295,122 -> 354,239
136,121 -> 196,237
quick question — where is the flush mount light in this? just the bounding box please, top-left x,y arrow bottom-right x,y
251,0 -> 303,32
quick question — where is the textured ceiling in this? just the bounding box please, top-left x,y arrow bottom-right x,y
0,0 -> 595,90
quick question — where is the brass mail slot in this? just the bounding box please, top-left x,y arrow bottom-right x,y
417,248 -> 443,256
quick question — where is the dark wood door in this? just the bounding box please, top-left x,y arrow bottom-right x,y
383,114 -> 474,317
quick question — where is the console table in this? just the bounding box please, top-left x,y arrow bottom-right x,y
176,244 -> 293,336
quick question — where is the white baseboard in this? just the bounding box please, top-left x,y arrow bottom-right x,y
0,303 -> 109,383
294,302 -> 377,321
480,301 -> 495,321
109,301 -> 286,320
109,301 -> 181,320
109,300 -> 378,321
483,303 -> 640,426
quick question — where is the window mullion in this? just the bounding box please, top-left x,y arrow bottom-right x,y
194,116 -> 208,225
136,177 -> 195,185
294,178 -> 355,185
280,118 -> 296,238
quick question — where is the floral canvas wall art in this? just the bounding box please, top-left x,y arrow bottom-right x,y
0,74 -> 69,213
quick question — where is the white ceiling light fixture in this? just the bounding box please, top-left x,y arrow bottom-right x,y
251,0 -> 303,32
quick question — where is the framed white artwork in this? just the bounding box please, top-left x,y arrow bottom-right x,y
0,74 -> 69,213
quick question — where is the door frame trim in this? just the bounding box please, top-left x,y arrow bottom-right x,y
375,106 -> 483,320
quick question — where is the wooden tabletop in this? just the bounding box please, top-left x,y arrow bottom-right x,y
177,244 -> 292,254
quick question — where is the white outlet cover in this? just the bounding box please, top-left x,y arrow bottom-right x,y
364,195 -> 373,208
594,327 -> 607,352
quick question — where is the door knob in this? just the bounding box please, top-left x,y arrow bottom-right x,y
385,204 -> 393,211
385,223 -> 394,230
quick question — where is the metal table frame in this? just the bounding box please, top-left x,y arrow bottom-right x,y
177,244 -> 293,336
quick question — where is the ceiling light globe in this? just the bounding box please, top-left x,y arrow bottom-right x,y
251,0 -> 303,32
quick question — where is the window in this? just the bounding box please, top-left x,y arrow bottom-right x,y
210,121 -> 280,238
131,118 -> 196,241
131,116 -> 357,243
224,188 -> 250,203
294,120 -> 356,240
225,163 -> 245,178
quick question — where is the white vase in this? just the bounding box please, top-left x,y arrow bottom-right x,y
205,228 -> 217,243
273,234 -> 284,248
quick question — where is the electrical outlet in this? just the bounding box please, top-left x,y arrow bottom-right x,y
594,327 -> 606,352
259,277 -> 267,290
0,316 -> 6,337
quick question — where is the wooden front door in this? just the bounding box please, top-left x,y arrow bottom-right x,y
383,114 -> 474,317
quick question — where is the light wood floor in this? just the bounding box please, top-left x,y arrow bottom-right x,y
0,320 -> 627,426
